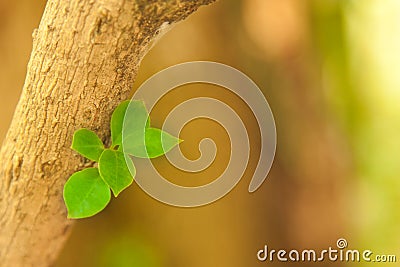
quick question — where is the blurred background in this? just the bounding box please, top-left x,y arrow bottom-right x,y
0,0 -> 399,266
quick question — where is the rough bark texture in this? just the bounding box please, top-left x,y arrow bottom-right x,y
0,0 -> 215,266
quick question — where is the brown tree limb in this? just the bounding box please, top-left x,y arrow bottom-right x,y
0,0 -> 215,266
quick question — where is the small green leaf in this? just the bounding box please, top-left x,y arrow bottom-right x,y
122,100 -> 180,158
63,168 -> 111,219
111,100 -> 130,147
144,128 -> 182,158
71,129 -> 104,161
122,100 -> 150,157
98,149 -> 135,197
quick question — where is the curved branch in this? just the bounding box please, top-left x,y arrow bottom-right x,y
0,0 -> 215,266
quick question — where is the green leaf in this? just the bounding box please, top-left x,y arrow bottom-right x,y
111,100 -> 151,148
111,100 -> 130,147
122,100 -> 180,158
98,149 -> 135,197
122,100 -> 150,157
71,128 -> 104,161
63,168 -> 111,219
143,128 -> 182,158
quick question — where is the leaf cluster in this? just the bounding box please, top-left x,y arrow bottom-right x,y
63,100 -> 181,219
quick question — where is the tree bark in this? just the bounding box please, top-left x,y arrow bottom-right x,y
0,0 -> 215,266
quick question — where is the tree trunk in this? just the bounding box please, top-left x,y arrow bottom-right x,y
0,1 -> 214,266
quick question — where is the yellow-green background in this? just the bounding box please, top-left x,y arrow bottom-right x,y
0,0 -> 398,266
